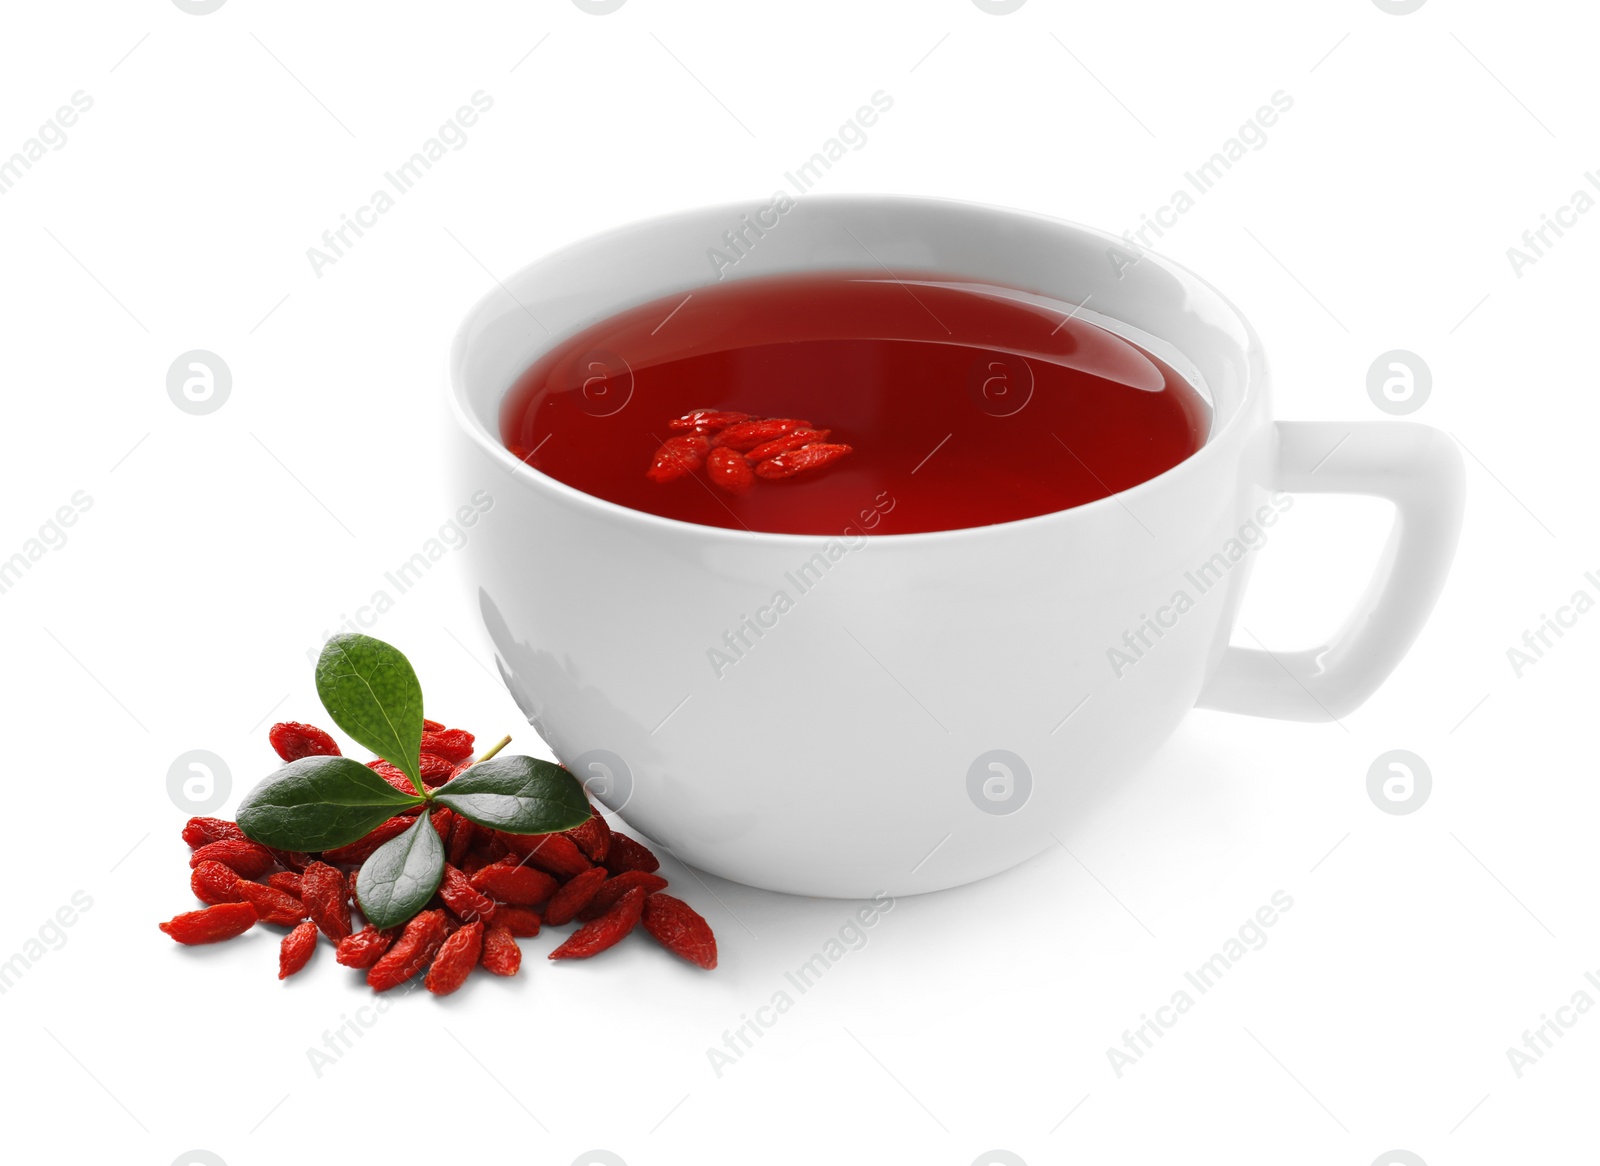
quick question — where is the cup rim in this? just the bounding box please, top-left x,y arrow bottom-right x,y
448,193 -> 1265,546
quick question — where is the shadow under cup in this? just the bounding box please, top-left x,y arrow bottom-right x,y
449,195 -> 1277,898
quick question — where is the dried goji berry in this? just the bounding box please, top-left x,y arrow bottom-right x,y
564,809 -> 612,864
420,753 -> 457,787
431,807 -> 457,844
190,859 -> 244,906
368,909 -> 448,992
322,815 -> 412,865
267,848 -> 311,872
713,417 -> 813,452
424,921 -> 483,996
189,838 -> 276,879
335,926 -> 397,969
753,442 -> 853,480
469,859 -> 557,907
300,861 -> 352,941
499,831 -> 591,879
266,872 -> 304,896
235,880 -> 308,927
279,921 -> 319,979
447,815 -> 477,867
705,447 -> 755,494
641,893 -> 718,970
438,865 -> 495,922
181,817 -> 245,848
480,924 -> 521,976
548,887 -> 645,960
543,867 -> 607,926
421,728 -> 476,763
159,902 -> 258,945
489,906 -> 542,938
745,428 -> 832,460
668,408 -> 750,433
603,832 -> 661,875
268,721 -> 340,762
646,433 -> 712,483
576,871 -> 669,922
368,759 -> 419,796
422,718 -> 446,732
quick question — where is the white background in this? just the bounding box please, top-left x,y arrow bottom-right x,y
0,2 -> 1593,1164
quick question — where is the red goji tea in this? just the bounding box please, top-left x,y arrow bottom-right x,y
501,271 -> 1210,535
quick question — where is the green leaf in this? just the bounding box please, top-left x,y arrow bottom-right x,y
355,813 -> 445,929
315,633 -> 425,795
236,756 -> 424,852
432,755 -> 592,834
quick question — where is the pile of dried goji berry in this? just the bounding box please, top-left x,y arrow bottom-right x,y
648,408 -> 852,493
160,719 -> 717,994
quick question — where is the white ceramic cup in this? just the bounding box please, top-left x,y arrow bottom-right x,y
448,195 -> 1465,898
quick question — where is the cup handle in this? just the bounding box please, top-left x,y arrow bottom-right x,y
1195,420 -> 1465,722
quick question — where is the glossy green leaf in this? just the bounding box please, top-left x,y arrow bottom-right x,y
236,755 -> 424,852
432,755 -> 592,834
355,813 -> 445,929
315,633 -> 425,794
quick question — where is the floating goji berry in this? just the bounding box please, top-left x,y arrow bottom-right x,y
745,428 -> 832,460
705,447 -> 755,494
603,833 -> 661,875
190,859 -> 244,906
159,902 -> 258,945
713,417 -> 813,452
500,831 -> 591,879
181,817 -> 245,848
480,924 -> 521,976
646,433 -> 712,483
279,921 -> 319,979
420,753 -> 457,787
424,921 -> 483,996
469,859 -> 557,907
489,906 -> 542,938
300,861 -> 351,941
368,910 -> 448,992
577,871 -> 669,922
322,815 -> 412,865
641,893 -> 718,969
335,926 -> 396,969
422,718 -> 445,732
266,872 -> 304,896
564,809 -> 612,864
754,442 -> 853,480
235,880 -> 308,927
543,867 -> 607,926
268,721 -> 340,762
548,887 -> 645,960
189,838 -> 276,879
421,728 -> 476,763
438,865 -> 495,922
669,408 -> 750,433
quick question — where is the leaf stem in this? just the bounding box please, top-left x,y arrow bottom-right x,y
477,734 -> 512,764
